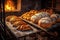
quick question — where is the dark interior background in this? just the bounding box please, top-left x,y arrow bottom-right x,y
0,0 -> 60,18
0,0 -> 2,21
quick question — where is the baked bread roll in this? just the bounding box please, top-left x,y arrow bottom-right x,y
29,10 -> 38,14
6,15 -> 17,21
13,21 -> 27,27
6,15 -> 21,24
38,17 -> 52,29
50,14 -> 57,24
21,10 -> 38,20
56,14 -> 60,22
17,25 -> 32,31
37,12 -> 50,17
46,9 -> 53,15
50,14 -> 60,23
31,15 -> 40,23
31,12 -> 50,23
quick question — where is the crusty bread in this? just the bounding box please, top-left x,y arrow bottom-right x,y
50,14 -> 60,23
31,12 -> 50,23
6,15 -> 21,24
38,17 -> 52,29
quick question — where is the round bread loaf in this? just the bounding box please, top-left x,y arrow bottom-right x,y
6,15 -> 17,22
38,17 -> 52,29
6,15 -> 21,24
13,21 -> 26,27
17,25 -> 32,31
31,15 -> 40,23
46,9 -> 53,15
50,14 -> 60,23
31,12 -> 50,23
56,14 -> 60,22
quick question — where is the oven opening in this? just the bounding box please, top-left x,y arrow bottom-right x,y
5,0 -> 21,12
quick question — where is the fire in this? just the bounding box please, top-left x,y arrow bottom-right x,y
5,0 -> 15,12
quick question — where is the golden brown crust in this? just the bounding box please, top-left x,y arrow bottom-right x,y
17,25 -> 32,31
38,17 -> 52,29
6,15 -> 18,21
13,20 -> 32,31
6,15 -> 32,31
13,21 -> 27,27
6,15 -> 21,24
21,9 -> 54,21
46,9 -> 53,15
50,14 -> 60,23
21,10 -> 39,21
56,14 -> 60,22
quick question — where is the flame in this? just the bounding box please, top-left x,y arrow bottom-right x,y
5,0 -> 15,12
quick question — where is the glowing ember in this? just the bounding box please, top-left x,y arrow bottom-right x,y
5,0 -> 15,11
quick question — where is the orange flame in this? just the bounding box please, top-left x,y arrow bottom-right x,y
5,0 -> 15,12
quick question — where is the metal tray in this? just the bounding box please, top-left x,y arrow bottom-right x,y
20,18 -> 47,31
5,21 -> 39,38
20,17 -> 60,32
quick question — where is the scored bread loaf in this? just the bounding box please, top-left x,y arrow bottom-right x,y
6,15 -> 21,24
38,17 -> 52,29
50,14 -> 60,23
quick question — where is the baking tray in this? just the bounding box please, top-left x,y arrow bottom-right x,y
20,18 -> 47,31
5,12 -> 60,37
20,17 -> 60,31
20,18 -> 60,37
5,21 -> 39,38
